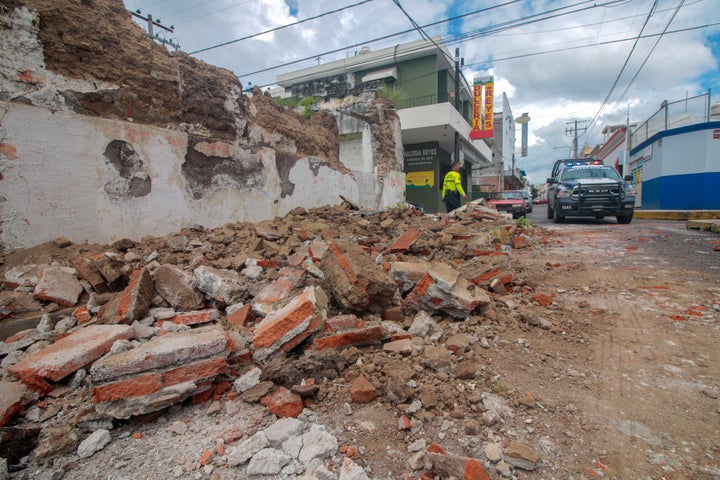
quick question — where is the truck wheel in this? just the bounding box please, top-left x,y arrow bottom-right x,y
617,212 -> 633,224
553,204 -> 565,223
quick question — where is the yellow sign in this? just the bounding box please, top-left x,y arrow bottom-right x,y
406,171 -> 434,188
470,76 -> 494,140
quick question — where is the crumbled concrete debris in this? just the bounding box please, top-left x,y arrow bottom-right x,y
0,197 -> 550,478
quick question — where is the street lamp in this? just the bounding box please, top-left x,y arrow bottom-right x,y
552,146 -> 572,158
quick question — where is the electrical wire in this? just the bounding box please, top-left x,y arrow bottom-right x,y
237,0 -> 601,79
583,0 -> 659,138
587,0 -> 687,141
190,0 -> 377,55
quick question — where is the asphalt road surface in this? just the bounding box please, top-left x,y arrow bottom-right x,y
528,204 -> 720,276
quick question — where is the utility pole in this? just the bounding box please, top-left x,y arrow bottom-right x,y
130,10 -> 180,51
453,48 -> 461,165
565,120 -> 588,158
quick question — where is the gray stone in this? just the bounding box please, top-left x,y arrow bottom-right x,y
227,431 -> 268,466
503,441 -> 540,471
193,265 -> 246,304
484,443 -> 503,462
245,448 -> 291,476
77,429 -> 111,459
338,457 -> 370,480
298,424 -> 338,464
407,310 -> 440,337
264,417 -> 303,446
233,367 -> 262,394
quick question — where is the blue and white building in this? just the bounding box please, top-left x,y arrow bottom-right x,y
628,91 -> 720,210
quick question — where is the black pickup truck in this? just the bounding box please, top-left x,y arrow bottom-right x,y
547,159 -> 635,224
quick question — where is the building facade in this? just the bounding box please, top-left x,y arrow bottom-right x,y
274,38 -> 493,213
628,91 -> 720,210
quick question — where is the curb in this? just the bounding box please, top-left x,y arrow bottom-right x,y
685,219 -> 720,233
632,210 -> 720,233
634,210 -> 720,221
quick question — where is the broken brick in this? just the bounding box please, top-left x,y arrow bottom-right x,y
511,237 -> 530,249
252,287 -> 325,361
9,324 -> 134,394
98,268 -> 154,324
162,308 -> 220,327
260,387 -> 303,418
531,293 -> 553,307
320,239 -> 399,313
324,314 -> 363,333
349,374 -> 376,404
226,303 -> 252,329
32,266 -> 83,307
154,264 -> 203,310
313,325 -> 385,351
384,228 -> 421,253
91,373 -> 162,402
0,380 -> 29,427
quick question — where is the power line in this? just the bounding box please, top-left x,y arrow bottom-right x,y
592,0 -> 687,140
237,0 -> 600,79
463,20 -> 718,66
190,0 -> 377,55
583,0 -> 659,139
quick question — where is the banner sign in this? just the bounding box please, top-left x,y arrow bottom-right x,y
470,76 -> 494,140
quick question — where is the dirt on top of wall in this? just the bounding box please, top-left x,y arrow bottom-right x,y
249,87 -> 341,168
6,0 -> 341,157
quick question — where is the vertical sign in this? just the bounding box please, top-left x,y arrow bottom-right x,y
470,76 -> 494,139
515,112 -> 530,157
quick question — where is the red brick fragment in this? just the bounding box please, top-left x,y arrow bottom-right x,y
260,387 -> 303,418
91,373 -> 162,402
313,325 -> 385,351
531,292 -> 553,307
349,375 -> 376,404
384,229 -> 421,254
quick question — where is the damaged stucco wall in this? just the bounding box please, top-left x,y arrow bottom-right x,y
0,0 -> 404,249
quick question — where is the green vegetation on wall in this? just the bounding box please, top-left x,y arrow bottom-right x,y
273,96 -> 316,119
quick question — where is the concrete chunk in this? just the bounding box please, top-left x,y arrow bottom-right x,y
32,266 -> 83,307
8,324 -> 134,394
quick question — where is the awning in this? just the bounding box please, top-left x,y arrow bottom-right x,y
362,66 -> 398,83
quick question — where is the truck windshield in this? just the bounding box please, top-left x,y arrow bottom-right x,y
561,167 -> 621,181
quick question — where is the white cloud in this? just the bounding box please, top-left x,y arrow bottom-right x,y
123,0 -> 720,184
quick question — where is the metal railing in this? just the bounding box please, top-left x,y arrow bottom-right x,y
630,90 -> 712,148
395,94 -> 439,110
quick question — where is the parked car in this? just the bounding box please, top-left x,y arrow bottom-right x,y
520,191 -> 533,213
488,190 -> 528,219
547,164 -> 635,224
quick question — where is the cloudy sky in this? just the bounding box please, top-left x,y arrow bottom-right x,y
122,0 -> 720,185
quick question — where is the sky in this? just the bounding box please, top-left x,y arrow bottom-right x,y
122,0 -> 720,185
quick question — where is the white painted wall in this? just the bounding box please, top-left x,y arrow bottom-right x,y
0,103 -> 363,249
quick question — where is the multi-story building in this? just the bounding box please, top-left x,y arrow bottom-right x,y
273,38 -> 493,213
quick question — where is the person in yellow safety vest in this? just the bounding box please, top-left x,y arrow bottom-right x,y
442,161 -> 467,212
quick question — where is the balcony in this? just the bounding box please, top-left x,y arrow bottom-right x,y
397,101 -> 491,165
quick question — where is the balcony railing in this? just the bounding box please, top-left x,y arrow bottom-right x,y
395,94 -> 439,110
630,90 -> 712,148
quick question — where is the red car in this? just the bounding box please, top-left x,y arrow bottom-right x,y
488,190 -> 529,219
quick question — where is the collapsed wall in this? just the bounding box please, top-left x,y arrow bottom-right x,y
0,0 -> 405,250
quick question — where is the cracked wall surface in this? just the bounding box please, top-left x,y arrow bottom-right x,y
0,0 -> 404,249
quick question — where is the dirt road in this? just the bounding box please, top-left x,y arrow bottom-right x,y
509,217 -> 720,479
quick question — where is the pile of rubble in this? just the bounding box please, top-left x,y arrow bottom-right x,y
0,200 -> 555,479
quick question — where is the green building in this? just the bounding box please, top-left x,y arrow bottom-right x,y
274,38 -> 492,213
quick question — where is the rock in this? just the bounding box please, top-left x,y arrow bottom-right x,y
503,441 -> 541,470
233,367 -> 262,394
246,447 -> 291,476
77,429 -> 111,459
